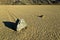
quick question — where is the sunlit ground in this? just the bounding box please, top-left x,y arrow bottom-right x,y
0,5 -> 60,40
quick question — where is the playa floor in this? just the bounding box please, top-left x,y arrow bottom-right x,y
0,5 -> 60,40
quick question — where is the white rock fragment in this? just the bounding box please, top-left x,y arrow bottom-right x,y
16,19 -> 27,31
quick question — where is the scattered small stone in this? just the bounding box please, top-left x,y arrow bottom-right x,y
38,15 -> 43,18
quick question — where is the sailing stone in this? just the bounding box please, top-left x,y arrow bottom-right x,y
16,19 -> 27,31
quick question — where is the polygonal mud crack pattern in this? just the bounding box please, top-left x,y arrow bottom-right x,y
0,6 -> 60,40
42,31 -> 60,40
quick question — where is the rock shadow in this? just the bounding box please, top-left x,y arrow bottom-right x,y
3,19 -> 20,31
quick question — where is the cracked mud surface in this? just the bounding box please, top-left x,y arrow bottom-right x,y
0,5 -> 60,40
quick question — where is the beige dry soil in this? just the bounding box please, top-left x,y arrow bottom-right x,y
0,5 -> 60,40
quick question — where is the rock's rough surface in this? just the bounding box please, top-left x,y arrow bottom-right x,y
16,19 -> 27,31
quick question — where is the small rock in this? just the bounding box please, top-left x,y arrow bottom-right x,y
16,19 -> 27,31
38,15 -> 43,18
